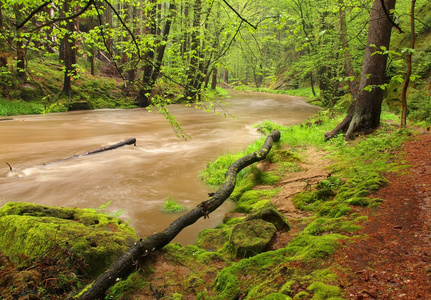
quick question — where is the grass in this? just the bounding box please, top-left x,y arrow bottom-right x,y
0,58 -> 137,116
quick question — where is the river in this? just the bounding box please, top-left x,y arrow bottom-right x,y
0,90 -> 318,244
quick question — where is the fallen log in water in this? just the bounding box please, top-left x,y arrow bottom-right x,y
78,130 -> 281,300
43,138 -> 136,165
77,138 -> 136,156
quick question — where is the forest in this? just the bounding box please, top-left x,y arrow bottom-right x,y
1,0 -> 431,299
0,0 -> 429,126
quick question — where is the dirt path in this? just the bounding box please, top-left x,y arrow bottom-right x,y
271,148 -> 331,219
334,133 -> 431,299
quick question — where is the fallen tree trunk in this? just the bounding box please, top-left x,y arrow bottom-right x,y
44,138 -> 136,165
78,130 -> 281,300
77,138 -> 136,156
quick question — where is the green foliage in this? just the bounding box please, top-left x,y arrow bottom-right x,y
162,196 -> 185,213
0,98 -> 44,116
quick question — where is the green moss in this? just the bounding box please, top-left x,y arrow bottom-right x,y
285,233 -> 347,260
195,228 -> 230,252
0,202 -> 137,276
292,291 -> 310,299
263,293 -> 292,300
306,281 -> 343,299
244,201 -> 291,231
279,280 -> 296,295
162,198 -> 186,213
229,220 -> 277,258
214,272 -> 240,300
106,272 -> 147,299
304,217 -> 362,236
235,190 -> 280,213
272,149 -> 302,163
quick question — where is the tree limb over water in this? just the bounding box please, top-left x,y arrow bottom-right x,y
78,130 -> 281,300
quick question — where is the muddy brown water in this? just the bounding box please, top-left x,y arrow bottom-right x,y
0,91 -> 318,244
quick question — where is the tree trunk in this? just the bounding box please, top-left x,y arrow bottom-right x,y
184,0 -> 202,102
77,130 -> 281,300
400,0 -> 416,128
211,67 -> 218,90
14,4 -> 26,81
325,0 -> 397,140
138,0 -> 157,107
60,0 -> 77,97
338,0 -> 358,100
138,2 -> 174,107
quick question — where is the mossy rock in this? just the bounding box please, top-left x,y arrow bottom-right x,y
235,189 -> 280,213
195,228 -> 230,252
20,83 -> 42,101
243,201 -> 290,231
229,219 -> 276,258
0,202 -> 137,276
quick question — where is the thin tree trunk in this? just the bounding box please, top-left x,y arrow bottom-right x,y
184,0 -> 202,102
211,67 -> 217,90
401,0 -> 416,128
14,4 -> 26,81
138,2 -> 174,106
60,0 -> 77,97
77,130 -> 281,300
338,0 -> 358,99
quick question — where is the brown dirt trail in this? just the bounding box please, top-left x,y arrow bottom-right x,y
334,133 -> 431,299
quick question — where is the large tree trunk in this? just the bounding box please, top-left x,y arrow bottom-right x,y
77,130 -> 281,300
325,0 -> 396,140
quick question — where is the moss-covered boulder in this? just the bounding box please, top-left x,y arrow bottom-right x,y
244,201 -> 291,231
229,219 -> 276,258
0,202 -> 137,276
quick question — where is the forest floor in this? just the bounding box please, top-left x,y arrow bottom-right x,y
331,132 -> 431,299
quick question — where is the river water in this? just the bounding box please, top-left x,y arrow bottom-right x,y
0,91 -> 318,244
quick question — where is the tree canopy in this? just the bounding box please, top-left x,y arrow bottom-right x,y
0,0 -> 430,132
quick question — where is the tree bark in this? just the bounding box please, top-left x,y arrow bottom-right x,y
325,0 -> 397,140
60,0 -> 77,97
338,0 -> 358,100
14,4 -> 26,81
184,0 -> 203,102
77,130 -> 281,300
400,0 -> 416,128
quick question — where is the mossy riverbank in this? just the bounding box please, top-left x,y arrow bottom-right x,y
0,113 -> 415,299
104,114 -> 413,299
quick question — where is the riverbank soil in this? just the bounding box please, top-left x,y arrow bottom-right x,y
333,133 -> 431,299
